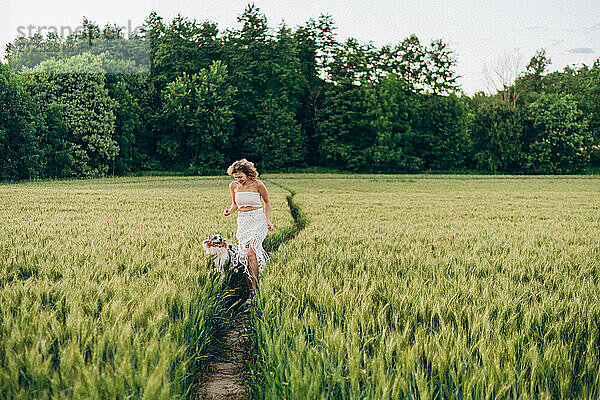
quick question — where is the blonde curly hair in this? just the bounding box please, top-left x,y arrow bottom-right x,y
227,159 -> 259,180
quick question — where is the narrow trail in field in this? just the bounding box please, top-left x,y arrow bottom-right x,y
192,181 -> 306,400
193,314 -> 249,400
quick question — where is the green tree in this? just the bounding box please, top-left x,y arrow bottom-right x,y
159,61 -> 236,173
221,4 -> 275,161
580,61 -> 600,165
0,64 -> 42,180
293,15 -> 337,164
316,82 -> 376,170
272,24 -> 307,116
425,39 -> 460,95
541,61 -> 600,166
222,4 -> 308,168
378,35 -> 459,95
329,38 -> 378,86
317,37 -> 380,170
514,48 -> 552,105
27,53 -> 119,177
470,94 -> 525,172
395,34 -> 427,92
525,93 -> 592,173
368,74 -> 421,171
146,13 -> 222,93
6,32 -> 64,72
38,103 -> 72,178
246,97 -> 306,170
105,75 -> 150,174
410,94 -> 470,171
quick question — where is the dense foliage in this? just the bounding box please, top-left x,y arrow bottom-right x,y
2,5 -> 600,178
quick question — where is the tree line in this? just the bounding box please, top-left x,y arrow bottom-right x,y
1,5 -> 599,180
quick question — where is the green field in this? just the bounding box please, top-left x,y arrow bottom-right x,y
250,174 -> 600,399
0,177 -> 293,399
1,175 -> 600,399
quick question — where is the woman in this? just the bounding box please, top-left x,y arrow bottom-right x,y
223,159 -> 273,303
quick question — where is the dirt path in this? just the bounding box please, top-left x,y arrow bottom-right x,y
192,182 -> 305,399
193,311 -> 250,400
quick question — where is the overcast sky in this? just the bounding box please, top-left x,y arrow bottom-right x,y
1,0 -> 599,94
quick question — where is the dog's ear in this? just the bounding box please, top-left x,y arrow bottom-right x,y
202,237 -> 211,253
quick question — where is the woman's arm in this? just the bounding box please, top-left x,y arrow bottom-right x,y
223,181 -> 238,216
258,181 -> 273,231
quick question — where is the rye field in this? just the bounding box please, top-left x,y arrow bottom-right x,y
1,174 -> 600,399
0,176 -> 293,399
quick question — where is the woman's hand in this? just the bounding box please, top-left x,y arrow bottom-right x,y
267,221 -> 274,231
223,208 -> 232,216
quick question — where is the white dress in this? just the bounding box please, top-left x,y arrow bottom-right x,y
235,192 -> 270,282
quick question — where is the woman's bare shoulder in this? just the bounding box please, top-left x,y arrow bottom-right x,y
253,180 -> 267,189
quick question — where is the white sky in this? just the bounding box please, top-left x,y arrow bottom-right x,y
1,0 -> 599,94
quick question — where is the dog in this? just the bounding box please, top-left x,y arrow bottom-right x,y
202,234 -> 242,274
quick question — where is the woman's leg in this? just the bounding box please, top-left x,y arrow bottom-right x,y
246,245 -> 259,291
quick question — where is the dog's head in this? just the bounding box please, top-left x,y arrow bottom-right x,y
202,234 -> 229,256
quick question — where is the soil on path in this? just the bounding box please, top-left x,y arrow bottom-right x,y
193,182 -> 305,399
193,311 -> 250,400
